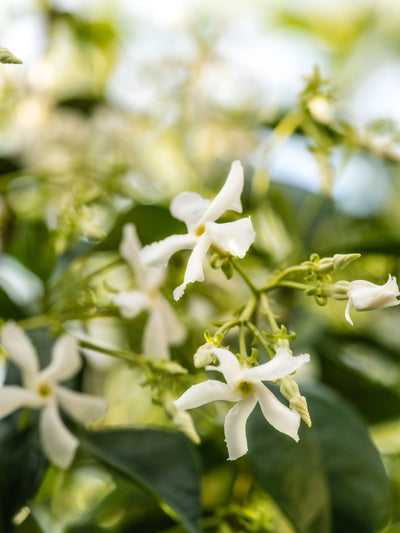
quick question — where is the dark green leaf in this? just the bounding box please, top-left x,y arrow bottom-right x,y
78,427 -> 201,533
248,383 -> 390,533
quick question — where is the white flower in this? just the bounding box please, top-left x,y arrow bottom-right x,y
0,322 -> 107,469
140,161 -> 256,300
174,346 -> 310,460
111,223 -> 185,359
345,274 -> 400,326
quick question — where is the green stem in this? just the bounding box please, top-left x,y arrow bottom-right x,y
246,322 -> 274,359
260,293 -> 279,333
262,264 -> 311,292
17,315 -> 53,330
239,322 -> 248,361
231,259 -> 259,295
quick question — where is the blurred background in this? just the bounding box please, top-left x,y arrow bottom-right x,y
2,0 -> 400,532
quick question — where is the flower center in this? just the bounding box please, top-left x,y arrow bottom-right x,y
37,383 -> 52,398
238,381 -> 253,395
195,224 -> 206,237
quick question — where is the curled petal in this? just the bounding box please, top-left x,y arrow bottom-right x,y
140,234 -> 197,269
243,349 -> 310,382
40,401 -> 79,469
345,299 -> 354,326
254,382 -> 300,441
120,223 -> 146,284
39,335 -> 81,384
0,385 -> 42,418
349,275 -> 400,311
224,395 -> 257,460
174,380 -> 241,411
173,234 -> 212,300
206,217 -> 255,258
56,386 -> 107,424
1,322 -> 38,387
208,347 -> 242,387
112,290 -> 151,319
202,161 -> 244,223
170,192 -> 210,231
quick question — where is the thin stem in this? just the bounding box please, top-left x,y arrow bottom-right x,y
260,293 -> 279,333
262,264 -> 311,292
246,322 -> 274,359
239,322 -> 248,361
17,315 -> 53,330
231,259 -> 259,295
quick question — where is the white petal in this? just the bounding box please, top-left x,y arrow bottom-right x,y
224,395 -> 257,460
345,299 -> 354,326
243,349 -> 310,382
40,401 -> 79,469
170,192 -> 210,231
203,161 -> 244,223
1,322 -> 38,386
208,347 -> 242,387
206,217 -> 255,258
140,234 -> 197,268
56,386 -> 107,424
112,290 -> 151,318
173,234 -> 212,300
39,335 -> 81,384
0,385 -> 42,418
143,307 -> 170,360
158,297 -> 186,345
349,275 -> 400,311
254,382 -> 300,441
174,380 -> 241,410
120,223 -> 146,284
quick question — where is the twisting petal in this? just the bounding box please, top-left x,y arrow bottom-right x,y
143,306 -> 170,360
40,401 -> 79,469
345,299 -> 354,326
173,234 -> 212,300
56,386 -> 107,424
1,322 -> 38,387
253,382 -> 300,441
206,217 -> 255,258
112,290 -> 152,319
0,386 -> 42,418
140,234 -> 197,268
202,161 -> 244,223
208,348 -> 242,387
39,335 -> 81,384
224,395 -> 257,460
120,223 -> 146,285
242,349 -> 310,382
174,380 -> 241,410
170,192 -> 210,232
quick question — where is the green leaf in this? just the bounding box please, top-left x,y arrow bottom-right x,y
247,383 -> 390,533
0,415 -> 48,531
0,47 -> 22,64
78,427 -> 201,533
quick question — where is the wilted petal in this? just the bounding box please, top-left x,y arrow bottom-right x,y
174,380 -> 240,410
170,192 -> 210,231
112,290 -> 151,319
39,335 -> 81,384
243,349 -> 310,382
140,234 -> 198,269
56,386 -> 107,424
40,401 -> 79,469
208,347 -> 242,387
0,385 -> 42,418
254,382 -> 300,441
224,395 -> 257,460
120,223 -> 146,284
206,217 -> 255,258
1,322 -> 38,387
203,161 -> 244,223
173,234 -> 212,300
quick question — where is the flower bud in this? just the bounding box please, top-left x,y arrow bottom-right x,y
345,274 -> 400,326
193,342 -> 215,368
290,396 -> 312,428
321,280 -> 350,300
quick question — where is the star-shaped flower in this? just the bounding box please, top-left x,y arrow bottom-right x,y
345,274 -> 400,325
140,161 -> 256,300
111,223 -> 185,359
0,322 -> 107,469
174,346 -> 310,460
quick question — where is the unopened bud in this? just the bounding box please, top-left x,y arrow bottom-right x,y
290,396 -> 312,428
279,376 -> 299,400
193,342 -> 215,368
332,253 -> 361,270
322,280 -> 350,300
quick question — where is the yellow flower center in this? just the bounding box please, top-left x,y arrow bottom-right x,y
238,381 -> 253,395
37,383 -> 52,398
195,224 -> 206,237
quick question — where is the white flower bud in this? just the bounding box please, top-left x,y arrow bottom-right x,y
345,274 -> 400,326
193,342 -> 215,368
